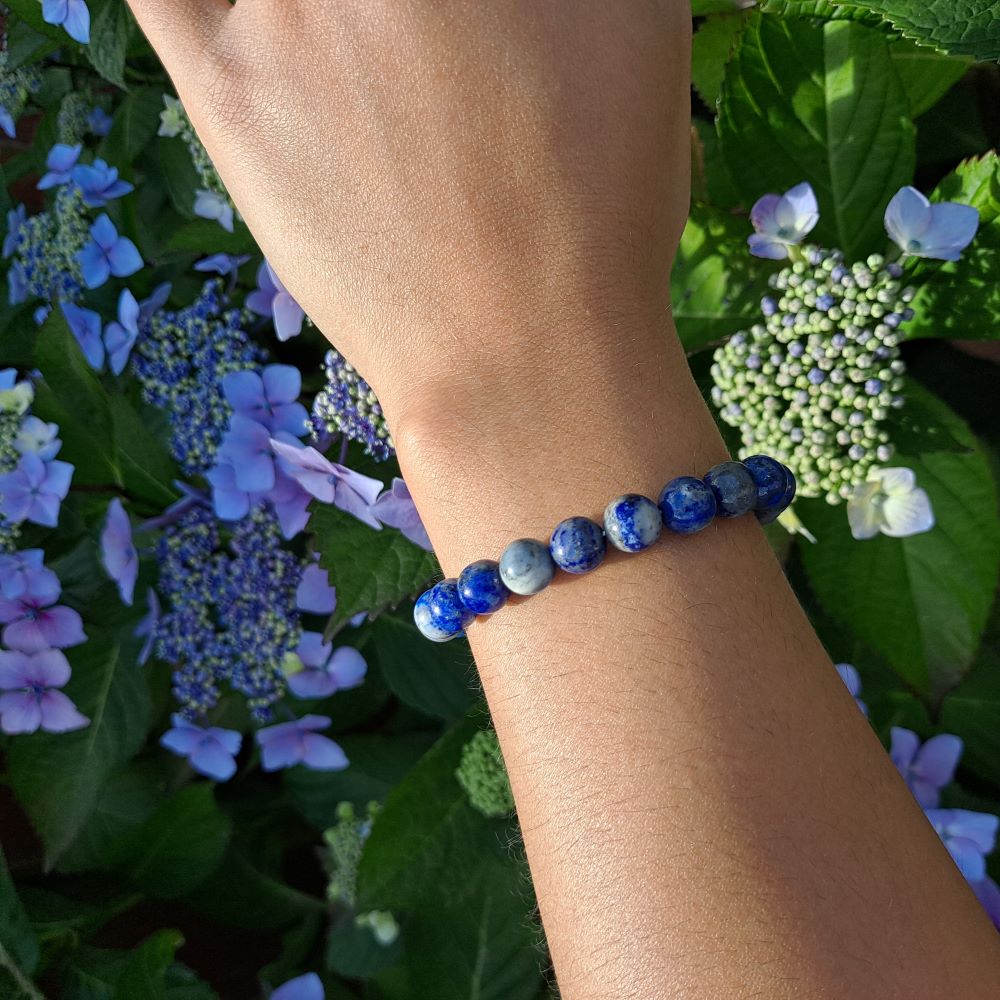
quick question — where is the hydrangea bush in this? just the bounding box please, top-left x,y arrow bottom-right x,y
1,0 -> 1000,996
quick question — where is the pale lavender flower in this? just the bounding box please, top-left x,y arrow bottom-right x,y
748,182 -> 819,260
222,366 -> 309,436
834,662 -> 867,716
296,563 -> 336,615
0,107 -> 15,140
160,713 -> 242,781
37,144 -> 82,190
256,714 -> 348,772
135,588 -> 161,666
247,260 -> 305,342
217,416 -> 276,492
15,416 -> 61,461
0,452 -> 74,527
926,809 -> 999,882
193,190 -> 234,233
0,648 -> 89,735
87,107 -> 113,136
268,468 -> 313,540
885,186 -> 979,261
0,550 -> 59,600
286,632 -> 366,699
61,301 -> 105,370
372,478 -> 432,551
194,253 -> 250,276
41,0 -> 90,44
71,158 -> 133,207
0,590 -> 86,652
890,728 -> 963,809
103,289 -> 140,375
77,214 -> 142,290
270,439 -> 383,529
100,497 -> 138,606
272,973 -> 324,1000
3,206 -> 26,259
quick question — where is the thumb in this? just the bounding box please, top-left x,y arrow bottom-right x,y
125,0 -> 232,81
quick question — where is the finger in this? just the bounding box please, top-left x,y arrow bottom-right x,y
125,0 -> 231,76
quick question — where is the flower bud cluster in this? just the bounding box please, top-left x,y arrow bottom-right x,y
323,801 -> 380,907
56,92 -> 90,145
312,349 -> 394,461
131,280 -> 263,475
710,248 -> 913,503
0,52 -> 41,136
455,728 -> 515,818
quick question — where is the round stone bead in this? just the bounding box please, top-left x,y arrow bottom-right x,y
426,578 -> 474,637
414,589 -> 460,642
549,516 -> 607,574
498,538 -> 555,596
603,494 -> 662,552
757,464 -> 797,526
658,476 -> 716,534
458,559 -> 509,615
743,454 -> 789,511
703,461 -> 757,518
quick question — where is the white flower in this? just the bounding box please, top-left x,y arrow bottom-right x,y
0,380 -> 33,415
847,467 -> 934,540
157,95 -> 185,138
747,182 -> 820,260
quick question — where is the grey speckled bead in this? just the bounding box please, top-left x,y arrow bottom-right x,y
603,494 -> 662,552
703,461 -> 757,518
498,538 -> 555,596
549,516 -> 607,574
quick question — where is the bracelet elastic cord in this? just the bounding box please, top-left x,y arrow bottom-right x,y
414,456 -> 796,642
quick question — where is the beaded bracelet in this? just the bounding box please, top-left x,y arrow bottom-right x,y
413,456 -> 796,642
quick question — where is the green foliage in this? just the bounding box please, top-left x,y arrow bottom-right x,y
800,380 -> 1000,698
455,728 -> 515,818
0,848 -> 41,1000
718,14 -> 915,259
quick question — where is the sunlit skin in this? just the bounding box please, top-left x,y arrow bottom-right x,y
125,1 -> 1000,996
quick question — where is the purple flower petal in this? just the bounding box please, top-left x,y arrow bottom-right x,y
0,691 -> 43,734
272,972 -> 325,1000
38,689 -> 89,732
301,732 -> 349,770
101,497 -> 138,606
190,738 -> 239,781
328,647 -> 366,690
296,564 -> 336,615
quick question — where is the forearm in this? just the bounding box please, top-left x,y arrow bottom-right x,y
393,315 -> 1000,999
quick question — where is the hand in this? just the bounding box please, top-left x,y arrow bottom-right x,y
125,0 -> 692,424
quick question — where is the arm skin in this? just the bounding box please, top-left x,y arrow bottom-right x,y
126,1 -> 1000,995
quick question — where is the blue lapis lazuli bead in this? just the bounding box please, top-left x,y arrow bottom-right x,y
458,559 -> 509,615
658,476 -> 716,534
757,464 -> 797,526
604,494 -> 662,552
427,579 -> 474,635
549,516 -> 607,574
703,461 -> 757,518
743,454 -> 788,511
499,538 -> 555,595
414,589 -> 459,642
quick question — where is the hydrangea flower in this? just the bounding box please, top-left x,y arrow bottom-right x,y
884,187 -> 979,262
193,189 -> 234,233
222,366 -> 309,436
267,467 -> 314,540
71,158 -> 134,208
0,588 -> 86,652
247,260 -> 305,342
61,301 -> 105,370
834,662 -> 867,716
1,210 -> 24,260
748,182 -> 819,260
206,458 -> 263,522
194,253 -> 250,276
372,478 -> 432,551
296,563 -> 336,615
15,416 -> 61,461
270,439 -> 383,529
847,467 -> 934,540
925,809 -> 999,882
37,143 -> 82,190
41,0 -> 90,44
104,289 -> 140,375
271,972 -> 324,1000
0,452 -> 74,527
77,214 -> 142,290
100,497 -> 138,606
890,728 -> 962,809
972,877 -> 1000,931
0,368 -> 33,416
217,415 -> 277,492
87,107 -> 113,136
0,648 -> 89,735
160,714 -> 242,781
256,715 -> 349,772
285,632 -> 366,699
135,588 -> 161,666
0,550 -> 59,600
158,96 -> 185,137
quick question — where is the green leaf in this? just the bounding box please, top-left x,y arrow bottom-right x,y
113,785 -> 231,898
359,715 -> 543,1000
692,13 -> 751,110
940,645 -> 1000,790
4,0 -> 65,41
32,310 -> 121,488
8,629 -> 153,867
5,18 -> 61,68
86,0 -> 132,90
285,731 -> 438,826
671,204 -> 769,354
311,503 -> 440,630
758,0 -> 884,22
114,931 -> 184,1000
693,0 -> 756,13
0,848 -> 42,1000
363,612 -> 478,720
799,380 -> 1000,698
840,0 -> 1000,60
888,37 -> 969,118
164,219 -> 258,256
108,394 -> 179,509
718,14 -> 915,259
906,154 -> 1000,342
100,87 -> 165,167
